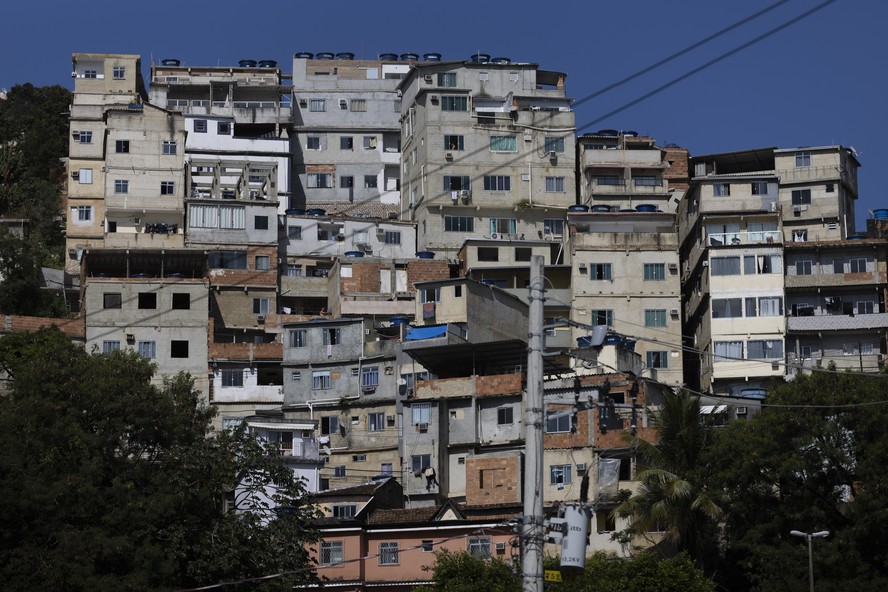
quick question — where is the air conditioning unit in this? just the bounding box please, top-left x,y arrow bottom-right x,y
702,261 -> 709,267
339,99 -> 348,109
71,171 -> 79,179
495,542 -> 507,551
424,75 -> 433,83
298,99 -> 307,107
524,131 -> 533,142
416,423 -> 428,433
769,202 -> 778,212
667,263 -> 678,271
576,463 -> 587,473
257,315 -> 266,323
361,385 -> 376,393
458,189 -> 471,203
548,150 -> 557,158
445,152 -> 453,160
670,308 -> 680,317
736,406 -> 748,415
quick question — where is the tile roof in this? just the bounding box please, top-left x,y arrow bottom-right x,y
367,506 -> 440,525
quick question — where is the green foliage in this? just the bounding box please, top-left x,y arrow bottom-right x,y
0,328 -> 319,591
420,549 -> 520,592
0,230 -> 67,315
614,391 -> 721,568
552,552 -> 714,592
705,371 -> 888,591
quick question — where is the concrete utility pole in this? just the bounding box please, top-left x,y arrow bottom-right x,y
522,255 -> 545,592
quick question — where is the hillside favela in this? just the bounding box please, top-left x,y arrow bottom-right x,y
0,51 -> 885,592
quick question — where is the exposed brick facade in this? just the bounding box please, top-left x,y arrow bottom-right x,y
1,314 -> 85,339
476,373 -> 523,397
406,260 -> 451,289
341,262 -> 382,293
465,454 -> 522,506
663,146 -> 690,190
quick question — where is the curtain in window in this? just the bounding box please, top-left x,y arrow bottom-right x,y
219,206 -> 245,229
758,297 -> 783,317
711,257 -> 741,276
714,341 -> 742,361
489,136 -> 517,152
189,205 -> 218,228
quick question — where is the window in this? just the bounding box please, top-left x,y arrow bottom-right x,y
369,412 -> 385,432
713,183 -> 731,197
138,292 -> 157,309
323,328 -> 341,345
712,298 -> 743,318
437,72 -> 457,87
744,254 -> 782,275
544,219 -> 564,237
114,180 -> 129,194
747,340 -> 784,360
550,464 -> 572,485
333,465 -> 346,478
795,260 -> 813,275
306,136 -> 321,150
253,298 -> 269,315
254,216 -> 269,230
162,140 -> 177,155
595,176 -> 623,186
172,293 -> 190,310
361,366 -> 379,389
850,257 -> 867,273
634,176 -> 660,187
545,410 -> 570,433
443,175 -> 471,191
208,251 -> 247,269
170,340 -> 189,358
137,341 -> 156,359
194,120 -> 207,133
255,256 -> 269,271
161,181 -> 175,195
791,189 -> 812,205
103,293 -> 122,309
340,175 -> 354,189
751,181 -> 769,195
76,205 -> 93,222
307,173 -> 332,188
321,414 -> 339,433
497,406 -> 513,425
332,505 -> 356,518
489,218 -> 517,235
647,351 -> 668,368
379,542 -> 399,565
543,136 -> 565,153
364,175 -> 378,188
468,538 -> 492,560
362,136 -> 376,150
83,69 -> 98,79
714,341 -> 743,362
444,216 -> 474,232
320,541 -> 343,565
309,99 -> 326,112
115,140 -> 129,153
444,135 -> 464,151
112,66 -> 126,79
857,301 -> 875,315
643,263 -> 665,281
420,288 -> 440,303
340,136 -> 354,150
589,263 -> 612,280
286,264 -> 302,277
490,135 -> 517,152
825,183 -> 835,193
545,176 -> 565,192
217,122 -> 230,135
589,309 -> 613,326
77,168 -> 93,184
76,131 -> 92,144
381,463 -> 393,476
710,256 -> 741,276
758,296 -> 783,317
411,402 -> 431,425
351,99 -> 367,112
478,247 -> 498,262
483,175 -> 511,191
102,340 -> 120,353
645,309 -> 667,327
287,225 -> 303,241
795,152 -> 811,167
411,454 -> 432,473
441,96 -> 467,111
289,329 -> 307,348
422,540 -> 434,552
383,231 -> 401,244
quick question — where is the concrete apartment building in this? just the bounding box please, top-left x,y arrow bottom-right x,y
679,145 -> 864,395
397,57 -> 576,257
291,53 -> 410,213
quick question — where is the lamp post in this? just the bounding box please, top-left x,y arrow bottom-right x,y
789,530 -> 829,592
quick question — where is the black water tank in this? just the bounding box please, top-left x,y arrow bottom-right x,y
239,59 -> 257,68
423,52 -> 442,61
294,52 -> 314,59
316,52 -> 335,60
335,52 -> 355,60
161,58 -> 181,66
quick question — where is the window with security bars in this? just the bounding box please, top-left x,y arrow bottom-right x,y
589,310 -> 613,326
411,402 -> 431,425
545,410 -> 570,433
483,175 -> 511,191
379,542 -> 399,565
489,136 -> 517,152
361,366 -> 379,388
643,263 -> 665,280
468,537 -> 492,559
320,541 -> 343,565
440,96 -> 467,111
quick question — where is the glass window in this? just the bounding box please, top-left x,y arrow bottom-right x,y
489,136 -> 517,152
289,329 -> 307,348
217,122 -> 230,135
795,152 -> 811,167
646,351 -> 668,368
795,260 -> 812,275
713,183 -> 731,197
369,412 -> 385,432
114,180 -> 129,194
221,369 -> 243,387
306,136 -> 321,150
545,410 -> 570,433
102,340 -> 120,353
112,66 -> 126,79
440,96 -> 467,111
444,216 -> 474,232
383,231 -> 401,244
320,541 -> 343,565
115,140 -> 129,153
710,256 -> 741,276
711,298 -> 742,318
489,218 -> 517,235
309,99 -> 326,112
340,136 -> 353,150
497,406 -> 513,425
444,135 -> 464,150
758,296 -> 783,317
364,175 -> 378,188
288,226 -> 302,240
78,168 -> 93,184
163,140 -> 177,155
714,341 -> 743,362
323,328 -> 341,345
747,340 -> 784,359
321,415 -> 338,433
411,454 -> 432,473
255,256 -> 269,271
137,341 -> 156,359
589,263 -> 612,280
332,504 -> 356,518
340,175 -> 354,189
443,175 -> 471,191
76,206 -> 93,221
544,219 -> 564,237
468,538 -> 491,559
252,298 -> 269,314
307,173 -> 332,188
791,189 -> 812,205
379,542 -> 399,565
850,258 -> 867,273
589,310 -> 613,326
483,176 -> 511,191
361,366 -> 379,388
643,263 -> 665,281
550,464 -> 572,485
411,402 -> 431,425
138,292 -> 157,310
437,72 -> 457,87
751,181 -> 769,195
350,99 -> 366,112
544,136 -> 565,153
76,131 -> 92,144
645,309 -> 667,327
545,177 -> 565,192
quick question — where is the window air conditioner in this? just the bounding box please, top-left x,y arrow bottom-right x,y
495,542 -> 507,551
257,315 -> 266,323
71,171 -> 79,179
576,463 -> 587,473
668,263 -> 678,271
424,75 -> 433,83
670,308 -> 680,317
416,423 -> 428,433
770,202 -> 778,212
736,406 -> 748,415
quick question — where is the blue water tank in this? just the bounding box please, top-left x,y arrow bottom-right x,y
423,52 -> 442,61
603,334 -> 623,346
391,316 -> 410,327
285,208 -> 305,216
306,208 -> 326,216
471,53 -> 491,63
416,251 -> 436,259
343,251 -> 364,258
316,52 -> 335,60
491,57 -> 511,64
568,205 -> 590,212
335,53 -> 355,60
379,53 -> 398,61
874,209 -> 888,219
591,205 -> 611,213
161,58 -> 181,66
636,204 -> 657,212
239,59 -> 257,68
848,234 -> 867,240
400,53 -> 419,61
258,60 -> 277,68
294,52 -> 314,59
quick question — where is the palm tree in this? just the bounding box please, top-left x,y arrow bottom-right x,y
615,390 -> 721,568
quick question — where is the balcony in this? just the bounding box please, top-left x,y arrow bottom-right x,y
583,148 -> 663,168
707,230 -> 782,247
103,229 -> 184,249
590,177 -> 668,196
787,312 -> 888,332
785,270 -> 879,289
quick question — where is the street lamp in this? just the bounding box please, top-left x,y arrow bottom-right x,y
790,530 -> 829,592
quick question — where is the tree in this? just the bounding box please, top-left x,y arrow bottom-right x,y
0,328 -> 319,591
554,551 -> 715,592
705,371 -> 888,592
421,549 -> 520,592
614,391 -> 721,569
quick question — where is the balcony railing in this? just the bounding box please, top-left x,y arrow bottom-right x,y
708,230 -> 781,246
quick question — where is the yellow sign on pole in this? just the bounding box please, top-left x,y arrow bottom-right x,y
544,570 -> 563,583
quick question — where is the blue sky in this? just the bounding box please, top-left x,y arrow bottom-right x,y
2,0 -> 884,228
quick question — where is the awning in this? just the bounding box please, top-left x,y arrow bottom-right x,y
700,405 -> 728,415
404,325 -> 448,341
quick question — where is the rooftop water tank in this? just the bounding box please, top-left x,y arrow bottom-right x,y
567,205 -> 590,212
335,52 -> 355,60
306,208 -> 326,216
239,59 -> 257,68
316,52 -> 335,60
390,316 -> 410,327
258,60 -> 277,68
285,208 -> 306,216
161,58 -> 181,67
597,129 -> 619,136
635,204 -> 657,212
873,209 -> 888,219
416,251 -> 436,259
400,53 -> 419,61
378,53 -> 398,61
294,52 -> 314,59
491,57 -> 511,64
343,251 -> 364,258
591,205 -> 611,213
423,52 -> 442,61
848,234 -> 867,240
470,53 -> 491,63
621,130 -> 638,137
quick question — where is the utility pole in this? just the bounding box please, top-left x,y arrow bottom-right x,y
522,255 -> 545,592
